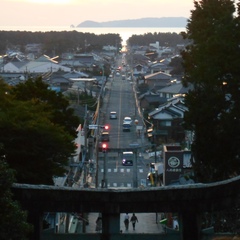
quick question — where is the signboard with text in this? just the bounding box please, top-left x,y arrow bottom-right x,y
163,146 -> 183,186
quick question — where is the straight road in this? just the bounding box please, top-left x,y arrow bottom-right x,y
96,54 -> 150,188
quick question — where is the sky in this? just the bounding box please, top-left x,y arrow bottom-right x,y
1,0 -> 194,27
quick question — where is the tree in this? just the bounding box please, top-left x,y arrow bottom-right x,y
181,0 -> 240,183
169,56 -> 184,75
0,146 -> 32,239
0,79 -> 79,184
11,77 -> 80,136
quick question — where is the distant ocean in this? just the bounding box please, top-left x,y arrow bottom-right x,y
0,26 -> 186,45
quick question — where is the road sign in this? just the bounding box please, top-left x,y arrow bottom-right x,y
89,125 -> 98,129
129,143 -> 140,148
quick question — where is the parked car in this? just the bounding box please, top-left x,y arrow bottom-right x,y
122,151 -> 133,166
110,111 -> 117,119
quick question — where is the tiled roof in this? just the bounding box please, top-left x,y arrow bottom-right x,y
149,97 -> 186,118
158,82 -> 193,94
145,71 -> 171,80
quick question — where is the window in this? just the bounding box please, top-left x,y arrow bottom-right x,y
160,121 -> 171,127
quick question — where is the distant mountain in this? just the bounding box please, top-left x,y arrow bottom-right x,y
77,17 -> 188,28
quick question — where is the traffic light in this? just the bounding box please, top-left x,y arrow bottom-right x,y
101,125 -> 110,130
102,143 -> 108,153
104,125 -> 109,130
98,142 -> 108,152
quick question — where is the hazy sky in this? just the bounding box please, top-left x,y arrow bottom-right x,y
1,0 -> 194,26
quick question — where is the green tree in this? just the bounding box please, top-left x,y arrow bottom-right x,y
11,77 -> 79,137
0,79 -> 78,184
0,148 -> 32,239
182,0 -> 240,183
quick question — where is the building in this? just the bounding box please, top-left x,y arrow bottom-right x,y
148,97 -> 187,144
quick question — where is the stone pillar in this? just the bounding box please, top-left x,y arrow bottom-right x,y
179,211 -> 202,240
27,209 -> 43,240
102,212 -> 120,239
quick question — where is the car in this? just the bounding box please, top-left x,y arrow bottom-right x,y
100,131 -> 109,142
123,116 -> 132,125
122,151 -> 133,166
109,111 -> 117,119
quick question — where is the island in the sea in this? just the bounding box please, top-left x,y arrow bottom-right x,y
77,17 -> 187,28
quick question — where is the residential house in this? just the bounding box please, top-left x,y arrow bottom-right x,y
144,71 -> 173,90
149,59 -> 172,74
132,53 -> 149,67
102,45 -> 117,57
3,54 -> 71,74
48,75 -> 70,92
61,53 -> 95,71
47,70 -> 89,92
157,81 -> 193,99
148,97 -> 187,144
133,63 -> 147,77
139,93 -> 167,111
148,41 -> 175,58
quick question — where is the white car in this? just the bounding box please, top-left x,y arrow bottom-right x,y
110,111 -> 117,119
123,116 -> 132,124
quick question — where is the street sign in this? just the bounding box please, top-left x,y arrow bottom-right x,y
129,143 -> 140,148
89,125 -> 98,129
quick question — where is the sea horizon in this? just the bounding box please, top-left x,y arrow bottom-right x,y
0,25 -> 186,45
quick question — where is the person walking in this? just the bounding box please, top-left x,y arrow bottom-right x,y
124,213 -> 129,230
95,214 -> 102,232
130,213 -> 138,230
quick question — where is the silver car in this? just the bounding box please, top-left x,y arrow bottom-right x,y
110,111 -> 117,119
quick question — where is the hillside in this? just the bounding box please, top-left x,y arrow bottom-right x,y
77,17 -> 187,28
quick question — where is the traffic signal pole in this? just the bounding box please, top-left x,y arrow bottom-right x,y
133,150 -> 138,188
102,152 -> 108,188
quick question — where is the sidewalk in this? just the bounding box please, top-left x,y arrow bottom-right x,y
85,212 -> 165,234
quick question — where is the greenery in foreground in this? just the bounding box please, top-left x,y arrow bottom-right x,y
182,0 -> 240,233
0,78 -> 80,184
182,0 -> 240,183
0,77 -> 99,239
0,154 -> 32,240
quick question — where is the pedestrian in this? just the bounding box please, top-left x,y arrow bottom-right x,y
124,213 -> 129,230
95,214 -> 102,232
130,213 -> 138,230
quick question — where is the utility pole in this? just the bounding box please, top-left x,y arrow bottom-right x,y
102,151 -> 108,188
83,104 -> 88,187
133,150 -> 138,188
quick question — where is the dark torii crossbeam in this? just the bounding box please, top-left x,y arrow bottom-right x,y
12,175 -> 240,240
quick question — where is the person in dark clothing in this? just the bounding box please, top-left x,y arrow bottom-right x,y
130,213 -> 138,230
124,213 -> 129,230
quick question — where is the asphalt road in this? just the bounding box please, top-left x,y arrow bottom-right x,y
95,54 -> 152,188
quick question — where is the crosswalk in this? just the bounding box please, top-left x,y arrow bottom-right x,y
97,180 -> 150,188
97,168 -> 148,187
98,182 -> 133,188
100,168 -> 144,173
